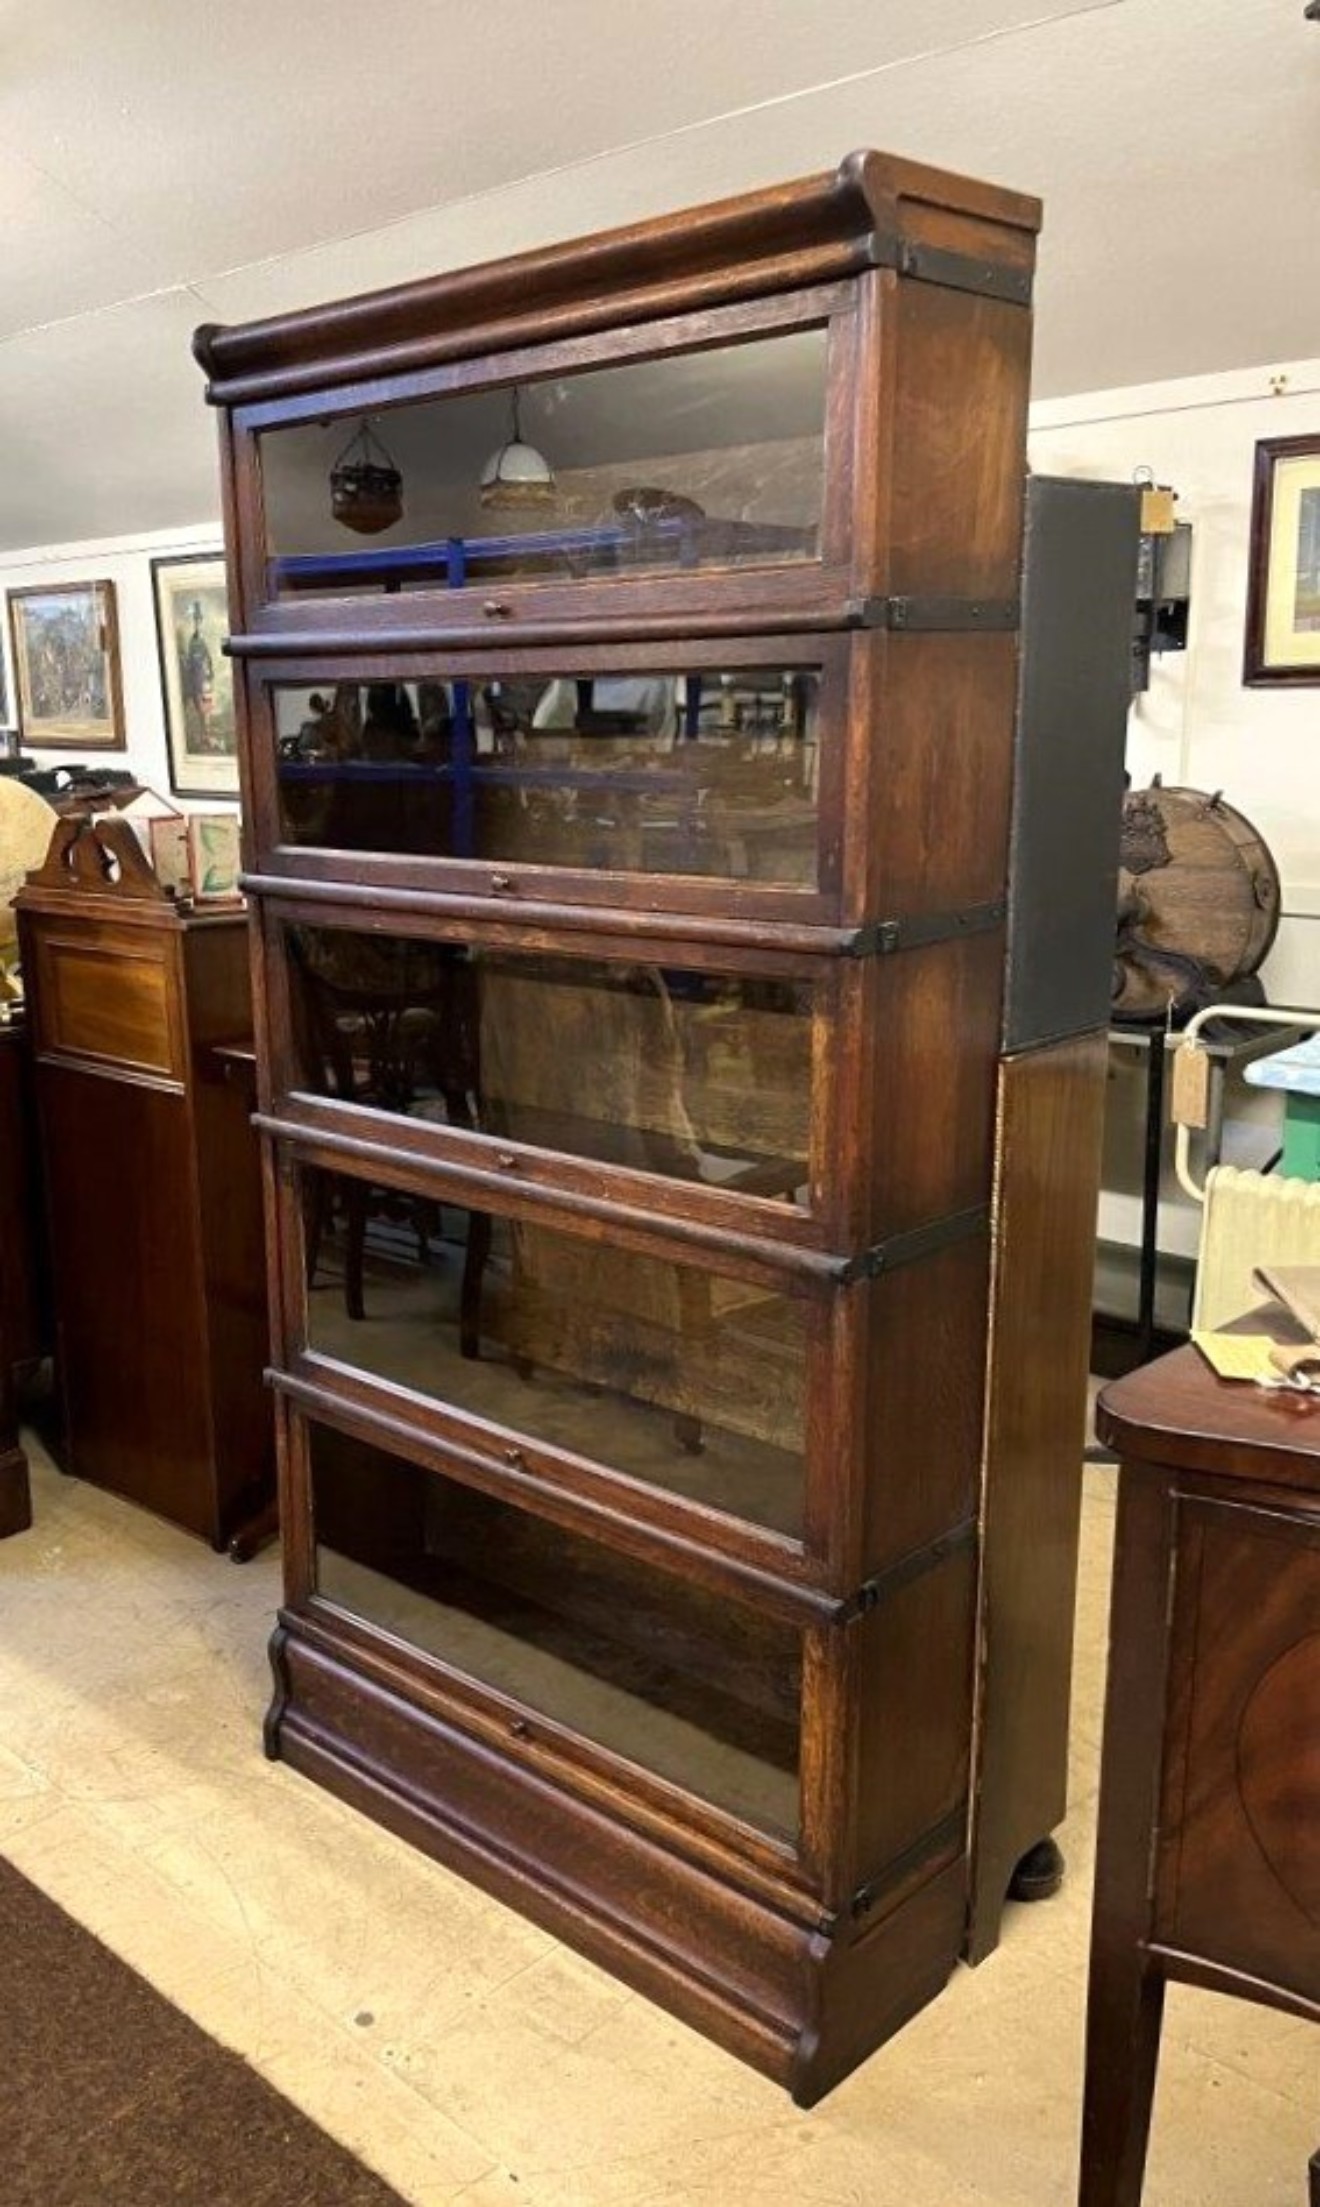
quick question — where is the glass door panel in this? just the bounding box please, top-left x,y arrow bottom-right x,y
267,664 -> 823,885
310,1421 -> 802,1838
300,1166 -> 810,1539
260,326 -> 828,601
282,922 -> 815,1210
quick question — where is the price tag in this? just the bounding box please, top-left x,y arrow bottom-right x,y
1139,484 -> 1177,534
1171,1039 -> 1210,1128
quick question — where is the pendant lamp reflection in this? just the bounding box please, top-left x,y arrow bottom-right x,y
479,387 -> 556,510
329,418 -> 404,535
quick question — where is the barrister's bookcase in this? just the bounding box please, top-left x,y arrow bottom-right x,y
197,150 -> 1128,2102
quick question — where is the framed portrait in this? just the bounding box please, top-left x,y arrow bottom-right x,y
151,555 -> 239,797
9,581 -> 125,748
1244,434 -> 1320,685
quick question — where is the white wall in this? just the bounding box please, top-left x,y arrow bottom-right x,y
1031,353 -> 1320,1258
0,519 -> 235,810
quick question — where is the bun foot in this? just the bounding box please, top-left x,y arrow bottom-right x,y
1008,1836 -> 1065,1904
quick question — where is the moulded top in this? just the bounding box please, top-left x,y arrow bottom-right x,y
193,149 -> 1041,410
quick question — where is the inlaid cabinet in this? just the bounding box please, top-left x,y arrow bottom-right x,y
197,150 -> 1128,2101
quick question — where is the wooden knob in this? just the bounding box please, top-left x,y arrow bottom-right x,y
504,1444 -> 526,1468
490,872 -> 513,892
483,598 -> 512,617
496,1151 -> 518,1170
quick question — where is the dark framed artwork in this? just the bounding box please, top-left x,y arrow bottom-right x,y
151,554 -> 239,797
1244,434 -> 1320,686
8,581 -> 125,748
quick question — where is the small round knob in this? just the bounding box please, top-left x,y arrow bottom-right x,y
483,598 -> 512,618
496,1151 -> 518,1170
504,1444 -> 526,1468
510,1718 -> 530,1739
490,872 -> 513,892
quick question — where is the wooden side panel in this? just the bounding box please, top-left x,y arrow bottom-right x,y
859,629 -> 1018,920
849,1540 -> 978,1901
862,1234 -> 991,1578
37,1068 -> 215,1538
862,929 -> 1004,1242
192,1045 -> 275,1525
182,917 -> 256,1047
885,285 -> 1033,601
967,1031 -> 1107,1960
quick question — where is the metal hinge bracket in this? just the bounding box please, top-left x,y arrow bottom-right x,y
844,902 -> 1004,959
850,595 -> 1020,633
863,232 -> 1034,307
836,1207 -> 988,1286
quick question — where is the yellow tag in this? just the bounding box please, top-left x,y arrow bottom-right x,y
1191,1332 -> 1279,1382
1140,485 -> 1177,534
1170,1040 -> 1210,1129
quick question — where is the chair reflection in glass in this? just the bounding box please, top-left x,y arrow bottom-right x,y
289,928 -> 486,1339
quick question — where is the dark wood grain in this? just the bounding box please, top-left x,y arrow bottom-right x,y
192,146 -> 1104,2102
967,1032 -> 1107,1962
1081,1347 -> 1320,2205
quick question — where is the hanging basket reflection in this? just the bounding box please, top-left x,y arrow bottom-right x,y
329,419 -> 404,535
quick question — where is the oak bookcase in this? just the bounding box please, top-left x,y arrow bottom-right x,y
196,150 -> 1133,2101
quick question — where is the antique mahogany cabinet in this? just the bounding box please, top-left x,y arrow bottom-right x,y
1085,1351 -> 1320,2206
15,817 -> 272,1550
196,150 -> 1119,2101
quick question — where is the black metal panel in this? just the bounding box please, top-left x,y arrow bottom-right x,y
1003,476 -> 1140,1053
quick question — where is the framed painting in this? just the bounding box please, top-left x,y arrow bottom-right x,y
1244,434 -> 1320,685
151,554 -> 239,797
9,581 -> 125,748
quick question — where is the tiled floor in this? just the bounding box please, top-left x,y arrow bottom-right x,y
1,1439 -> 1315,2206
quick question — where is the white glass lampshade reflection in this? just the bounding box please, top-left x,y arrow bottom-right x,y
479,389 -> 555,510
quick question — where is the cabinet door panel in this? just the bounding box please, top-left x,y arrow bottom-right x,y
261,658 -> 828,893
308,1420 -> 803,1840
277,920 -> 818,1217
257,319 -> 831,616
297,1162 -> 813,1541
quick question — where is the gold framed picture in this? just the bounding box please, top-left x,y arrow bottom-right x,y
8,581 -> 125,748
151,554 -> 239,797
1244,434 -> 1320,685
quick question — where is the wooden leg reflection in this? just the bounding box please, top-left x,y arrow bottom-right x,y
460,1208 -> 492,1360
343,1180 -> 370,1322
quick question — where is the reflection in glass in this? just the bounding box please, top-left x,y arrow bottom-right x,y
261,328 -> 827,593
311,1423 -> 802,1836
302,1168 -> 808,1538
271,667 -> 821,882
285,924 -> 814,1207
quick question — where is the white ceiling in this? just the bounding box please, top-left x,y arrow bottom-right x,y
2,0 -> 1317,554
